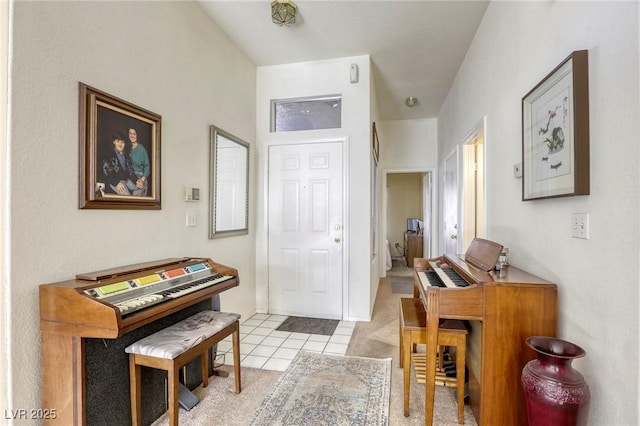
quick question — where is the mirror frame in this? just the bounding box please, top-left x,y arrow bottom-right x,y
209,125 -> 250,239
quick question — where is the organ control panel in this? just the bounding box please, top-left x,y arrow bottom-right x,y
82,261 -> 233,316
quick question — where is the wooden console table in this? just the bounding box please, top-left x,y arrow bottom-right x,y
404,232 -> 423,267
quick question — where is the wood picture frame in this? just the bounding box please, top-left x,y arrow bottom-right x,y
522,50 -> 589,201
372,122 -> 380,164
79,83 -> 161,209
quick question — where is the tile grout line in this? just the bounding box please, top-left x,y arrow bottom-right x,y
219,314 -> 356,371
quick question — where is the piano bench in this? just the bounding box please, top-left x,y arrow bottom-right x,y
399,297 -> 468,424
125,310 -> 241,426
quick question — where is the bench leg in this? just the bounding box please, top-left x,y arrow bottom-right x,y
399,307 -> 404,369
168,365 -> 180,426
232,322 -> 241,393
403,329 -> 412,417
438,345 -> 445,370
456,337 -> 466,424
129,355 -> 142,426
201,349 -> 209,388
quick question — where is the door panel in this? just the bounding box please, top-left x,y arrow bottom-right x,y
268,141 -> 343,319
444,148 -> 459,255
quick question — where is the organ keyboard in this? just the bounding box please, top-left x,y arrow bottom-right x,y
39,257 -> 239,425
412,239 -> 558,426
418,261 -> 471,288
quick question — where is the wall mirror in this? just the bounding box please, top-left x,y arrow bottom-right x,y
209,125 -> 249,239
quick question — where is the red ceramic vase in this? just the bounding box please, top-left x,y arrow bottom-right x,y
521,336 -> 590,426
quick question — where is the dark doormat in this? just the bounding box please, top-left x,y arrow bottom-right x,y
276,316 -> 340,336
390,276 -> 414,294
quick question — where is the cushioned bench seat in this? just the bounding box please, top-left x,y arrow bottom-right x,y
126,310 -> 241,426
126,311 -> 240,359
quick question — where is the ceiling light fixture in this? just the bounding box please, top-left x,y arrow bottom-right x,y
405,96 -> 418,107
271,0 -> 297,26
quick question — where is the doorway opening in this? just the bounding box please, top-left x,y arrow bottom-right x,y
381,169 -> 436,276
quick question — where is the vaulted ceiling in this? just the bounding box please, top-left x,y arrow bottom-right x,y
197,1 -> 489,121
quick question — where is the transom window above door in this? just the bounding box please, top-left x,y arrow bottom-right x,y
271,95 -> 342,132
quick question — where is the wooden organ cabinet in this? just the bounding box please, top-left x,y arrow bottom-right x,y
413,239 -> 558,425
39,257 -> 239,425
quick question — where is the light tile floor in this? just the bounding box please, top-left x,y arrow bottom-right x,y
216,313 -> 357,372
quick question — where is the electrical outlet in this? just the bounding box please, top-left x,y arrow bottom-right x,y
514,162 -> 522,178
571,213 -> 589,239
186,212 -> 197,227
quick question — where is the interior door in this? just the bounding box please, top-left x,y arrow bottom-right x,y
443,148 -> 459,255
268,141 -> 344,319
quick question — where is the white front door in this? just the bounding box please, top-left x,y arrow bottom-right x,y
443,148 -> 459,255
268,141 -> 344,319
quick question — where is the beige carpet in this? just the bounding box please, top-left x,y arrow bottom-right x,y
151,276 -> 478,425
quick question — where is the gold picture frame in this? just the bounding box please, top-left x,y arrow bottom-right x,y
79,83 -> 161,209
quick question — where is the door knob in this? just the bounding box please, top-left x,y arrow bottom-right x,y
334,237 -> 341,243
450,234 -> 457,240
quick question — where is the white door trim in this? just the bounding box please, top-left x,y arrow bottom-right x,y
256,137 -> 349,319
461,116 -> 487,251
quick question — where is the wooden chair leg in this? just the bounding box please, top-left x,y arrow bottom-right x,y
129,356 -> 142,426
232,323 -> 241,393
168,365 -> 179,426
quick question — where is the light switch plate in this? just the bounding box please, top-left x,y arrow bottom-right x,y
571,213 -> 589,239
186,212 -> 197,227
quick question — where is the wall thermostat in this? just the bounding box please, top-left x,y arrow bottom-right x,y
185,187 -> 200,201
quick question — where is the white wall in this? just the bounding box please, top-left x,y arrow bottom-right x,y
255,56 -> 374,321
8,1 -> 257,413
377,118 -> 439,267
1,0 -> 8,416
379,118 -> 438,169
438,2 -> 639,425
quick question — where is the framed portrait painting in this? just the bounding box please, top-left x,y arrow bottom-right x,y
522,50 -> 589,201
79,83 -> 161,209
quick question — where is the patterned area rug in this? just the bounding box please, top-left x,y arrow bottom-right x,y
251,352 -> 391,425
275,316 -> 340,336
390,276 -> 414,294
